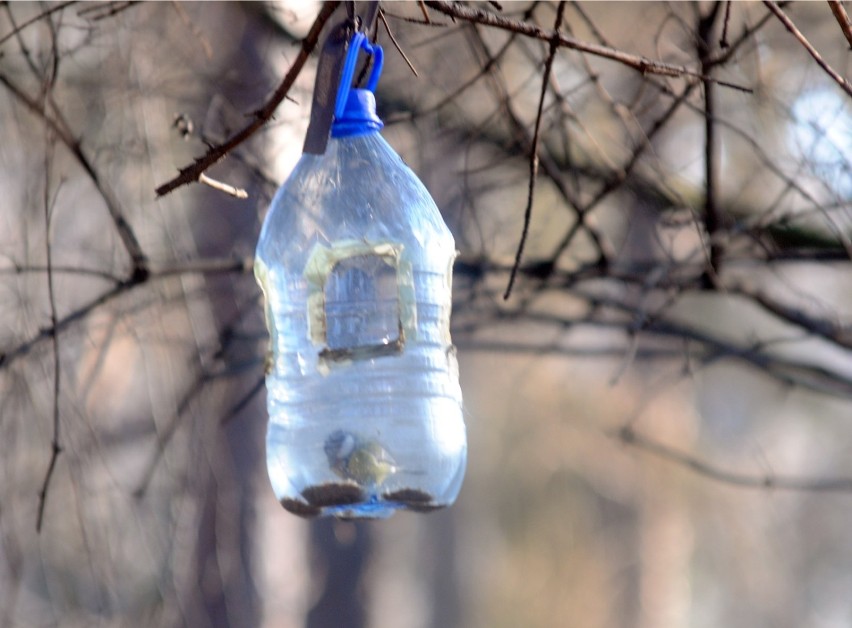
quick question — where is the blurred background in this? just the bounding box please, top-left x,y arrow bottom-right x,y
1,2 -> 851,627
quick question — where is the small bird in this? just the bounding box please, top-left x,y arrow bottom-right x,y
324,430 -> 399,486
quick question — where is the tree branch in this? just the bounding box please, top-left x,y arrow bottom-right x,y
0,1 -> 76,47
719,0 -> 733,48
452,259 -> 852,399
617,425 -> 852,492
0,73 -> 149,276
35,139 -> 62,533
764,0 -> 852,99
727,283 -> 852,350
154,1 -> 340,197
827,0 -> 852,50
425,1 -> 752,92
699,2 -> 724,288
504,1 -> 565,300
198,172 -> 248,199
0,256 -> 252,372
76,1 -> 140,22
379,9 -> 419,77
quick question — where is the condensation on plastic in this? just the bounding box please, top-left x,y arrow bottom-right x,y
255,131 -> 467,519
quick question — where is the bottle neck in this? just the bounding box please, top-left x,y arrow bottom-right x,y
331,89 -> 384,139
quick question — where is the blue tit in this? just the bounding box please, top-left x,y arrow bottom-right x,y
324,429 -> 398,486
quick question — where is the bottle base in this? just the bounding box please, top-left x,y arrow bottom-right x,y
278,483 -> 448,519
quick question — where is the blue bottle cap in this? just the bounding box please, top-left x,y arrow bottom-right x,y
331,88 -> 384,138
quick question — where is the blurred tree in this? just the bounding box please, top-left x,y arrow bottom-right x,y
1,2 -> 851,627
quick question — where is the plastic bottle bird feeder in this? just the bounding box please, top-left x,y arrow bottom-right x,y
255,22 -> 467,519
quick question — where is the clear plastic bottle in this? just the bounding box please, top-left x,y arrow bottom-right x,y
255,45 -> 466,519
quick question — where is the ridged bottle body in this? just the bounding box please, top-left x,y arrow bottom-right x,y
255,133 -> 466,519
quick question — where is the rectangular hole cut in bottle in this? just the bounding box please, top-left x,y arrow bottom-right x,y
304,240 -> 416,366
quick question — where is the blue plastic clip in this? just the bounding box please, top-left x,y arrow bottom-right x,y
303,2 -> 381,154
331,32 -> 384,138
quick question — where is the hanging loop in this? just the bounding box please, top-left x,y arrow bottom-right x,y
334,33 -> 384,120
303,2 -> 380,155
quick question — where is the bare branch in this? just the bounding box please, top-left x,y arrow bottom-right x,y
219,375 -> 265,425
4,256 -> 252,282
727,283 -> 852,350
136,345 -> 265,495
617,425 -> 852,492
453,256 -> 852,399
0,1 -> 76,48
76,1 -> 140,22
170,0 -> 213,59
425,1 -> 753,92
154,1 -> 340,197
504,2 -> 565,300
0,73 -> 149,276
35,137 -> 62,533
418,0 -> 431,25
549,81 -> 698,263
150,256 -> 254,278
3,264 -> 123,282
198,172 -> 249,199
827,0 -> 852,50
464,24 -> 613,266
698,2 -> 724,287
0,256 -> 252,372
764,1 -> 852,99
1,283 -> 131,371
720,0 -> 733,48
379,9 -> 419,77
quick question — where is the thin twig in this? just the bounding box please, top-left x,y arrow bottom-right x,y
137,350 -> 264,495
465,24 -> 608,265
827,0 -> 852,49
1,283 -> 130,370
457,3 -> 840,274
699,3 -> 724,288
504,2 -> 565,300
457,339 -> 682,361
4,256 -> 252,282
418,0 -> 432,24
155,1 -> 340,197
36,138 -> 62,533
453,310 -> 852,400
456,274 -> 852,399
170,0 -> 213,59
764,1 -> 852,99
563,296 -> 852,398
381,9 -> 448,27
727,283 -> 852,350
425,1 -> 752,92
0,1 -> 76,47
219,375 -> 265,425
379,9 -> 419,77
549,81 -> 698,263
150,256 -> 254,277
0,256 -> 252,372
617,425 -> 852,492
720,0 -> 732,48
0,73 -> 149,276
134,372 -> 207,496
5,264 -> 123,282
76,0 -> 139,22
386,33 -> 516,124
199,172 -> 248,199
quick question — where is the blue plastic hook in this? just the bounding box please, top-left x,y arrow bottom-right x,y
303,2 -> 382,153
331,32 -> 384,138
334,33 -> 384,118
